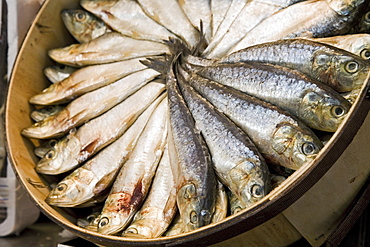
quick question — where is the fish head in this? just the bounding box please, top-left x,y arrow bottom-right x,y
45,168 -> 95,207
35,129 -> 81,174
229,161 -> 270,207
298,90 -> 352,131
328,0 -> 366,16
30,105 -> 63,122
311,49 -> 370,92
177,182 -> 214,232
123,218 -> 166,238
272,123 -> 323,170
21,117 -> 58,139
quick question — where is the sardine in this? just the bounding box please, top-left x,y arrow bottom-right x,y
80,0 -> 175,43
203,0 -> 248,56
30,58 -> 148,105
166,63 -> 217,232
97,97 -> 168,235
48,32 -> 169,67
210,0 -> 232,37
30,105 -> 64,122
223,38 -> 370,93
204,0 -> 303,58
164,213 -> 184,236
228,190 -> 246,215
45,96 -> 163,207
61,9 -> 111,43
303,34 -> 370,60
195,62 -> 352,132
22,69 -> 160,139
34,139 -> 58,158
178,0 -> 213,43
177,68 -> 270,207
136,0 -> 200,47
122,144 -> 177,238
179,66 -> 323,170
211,180 -> 228,223
34,82 -> 165,175
229,0 -> 366,53
44,64 -> 77,84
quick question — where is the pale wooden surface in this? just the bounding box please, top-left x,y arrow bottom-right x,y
283,112 -> 370,246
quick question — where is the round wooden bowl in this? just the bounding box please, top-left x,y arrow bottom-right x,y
5,0 -> 370,246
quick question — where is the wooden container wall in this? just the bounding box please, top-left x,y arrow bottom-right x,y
4,0 -> 370,246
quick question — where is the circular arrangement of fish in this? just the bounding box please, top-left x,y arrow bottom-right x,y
21,0 -> 370,239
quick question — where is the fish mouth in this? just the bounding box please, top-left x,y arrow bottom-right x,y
21,125 -> 52,139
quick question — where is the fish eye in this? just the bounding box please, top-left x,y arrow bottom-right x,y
190,211 -> 198,224
45,106 -> 55,112
233,206 -> 242,214
345,61 -> 359,74
45,150 -> 55,159
74,11 -> 86,22
86,215 -> 96,223
360,49 -> 370,60
364,11 -> 370,23
49,139 -> 57,147
56,183 -> 67,192
331,105 -> 345,118
126,227 -> 138,234
58,64 -> 66,70
98,217 -> 109,227
302,142 -> 316,155
251,184 -> 264,198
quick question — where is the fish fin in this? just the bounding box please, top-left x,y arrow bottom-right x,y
93,169 -> 120,195
192,20 -> 208,56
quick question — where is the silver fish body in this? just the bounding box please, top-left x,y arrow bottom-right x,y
195,62 -> 352,132
166,65 -> 217,232
45,96 -> 162,207
97,97 -> 168,235
223,38 -> 370,93
61,9 -> 110,43
48,32 -> 169,67
177,70 -> 270,207
229,0 -> 366,52
179,66 -> 322,170
44,64 -> 77,84
80,0 -> 175,43
22,69 -> 160,139
122,144 -> 177,238
34,82 -> 165,175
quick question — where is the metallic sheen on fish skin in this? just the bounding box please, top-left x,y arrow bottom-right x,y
45,96 -> 162,207
61,9 -> 111,43
34,82 -> 165,175
177,69 -> 270,207
194,61 -> 352,132
44,64 -> 77,84
179,66 -> 323,170
166,64 -> 217,233
30,105 -> 64,122
223,38 -> 370,93
97,97 -> 168,235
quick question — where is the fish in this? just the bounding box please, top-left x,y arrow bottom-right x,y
211,180 -> 228,223
122,144 -> 177,238
302,34 -> 370,61
194,61 -> 352,132
48,32 -> 169,67
228,190 -> 246,215
44,64 -> 77,84
176,67 -> 270,207
164,213 -> 184,236
97,97 -> 168,235
178,66 -> 323,170
210,0 -> 232,37
45,96 -> 163,207
80,0 -> 175,43
34,82 -> 166,175
30,58 -> 148,105
61,9 -> 111,43
136,0 -> 200,47
166,62 -> 217,232
22,69 -> 160,139
30,105 -> 64,122
34,139 -> 58,158
223,38 -> 370,93
178,0 -> 213,43
228,0 -> 366,53
204,0 -> 304,58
